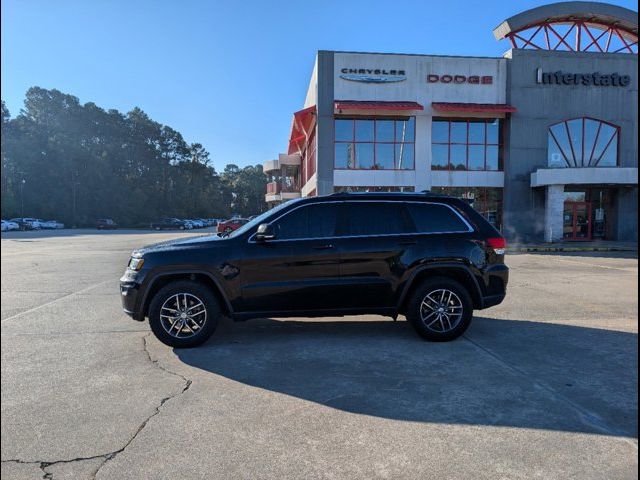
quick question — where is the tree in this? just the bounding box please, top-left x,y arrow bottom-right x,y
220,164 -> 268,216
0,87 -> 267,224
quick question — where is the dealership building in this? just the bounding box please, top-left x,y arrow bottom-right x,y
264,2 -> 638,242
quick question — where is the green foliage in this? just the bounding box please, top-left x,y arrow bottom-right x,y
1,88 -> 267,226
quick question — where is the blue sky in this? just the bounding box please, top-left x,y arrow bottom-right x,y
2,0 -> 636,169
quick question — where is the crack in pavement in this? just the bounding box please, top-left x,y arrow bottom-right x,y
1,333 -> 193,480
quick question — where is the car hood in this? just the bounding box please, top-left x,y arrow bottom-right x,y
133,234 -> 225,256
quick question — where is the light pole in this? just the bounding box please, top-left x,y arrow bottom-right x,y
20,177 -> 26,218
71,172 -> 80,228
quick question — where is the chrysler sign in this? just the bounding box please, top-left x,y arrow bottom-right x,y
339,68 -> 406,83
536,68 -> 631,87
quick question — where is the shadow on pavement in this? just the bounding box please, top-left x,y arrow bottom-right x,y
176,316 -> 638,438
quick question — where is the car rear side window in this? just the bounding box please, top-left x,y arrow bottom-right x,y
407,203 -> 470,233
340,202 -> 413,236
272,203 -> 339,239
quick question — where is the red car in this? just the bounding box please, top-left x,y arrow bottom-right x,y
216,218 -> 249,234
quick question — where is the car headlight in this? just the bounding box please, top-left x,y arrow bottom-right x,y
128,257 -> 145,271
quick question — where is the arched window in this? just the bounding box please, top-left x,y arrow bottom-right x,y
548,118 -> 619,168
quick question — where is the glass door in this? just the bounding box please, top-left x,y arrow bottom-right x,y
563,202 -> 592,241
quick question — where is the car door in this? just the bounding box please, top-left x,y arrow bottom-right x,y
236,202 -> 342,313
331,201 -> 417,309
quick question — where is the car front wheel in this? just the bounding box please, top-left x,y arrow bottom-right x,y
406,276 -> 473,342
148,280 -> 220,348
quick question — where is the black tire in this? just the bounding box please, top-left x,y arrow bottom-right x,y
406,276 -> 473,342
148,280 -> 220,348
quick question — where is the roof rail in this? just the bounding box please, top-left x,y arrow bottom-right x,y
329,190 -> 450,196
420,189 -> 448,196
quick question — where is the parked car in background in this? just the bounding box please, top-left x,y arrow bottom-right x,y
216,218 -> 249,235
150,218 -> 187,230
9,218 -> 41,230
1,220 -> 20,231
96,218 -> 118,230
41,219 -> 65,229
120,191 -> 509,348
189,219 -> 205,229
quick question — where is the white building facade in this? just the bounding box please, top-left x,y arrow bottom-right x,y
265,2 -> 638,242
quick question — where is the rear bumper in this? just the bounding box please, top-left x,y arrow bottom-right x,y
480,293 -> 506,309
478,264 -> 509,309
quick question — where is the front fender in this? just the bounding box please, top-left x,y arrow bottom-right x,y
138,268 -> 234,319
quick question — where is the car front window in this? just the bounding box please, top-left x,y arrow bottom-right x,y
225,199 -> 304,238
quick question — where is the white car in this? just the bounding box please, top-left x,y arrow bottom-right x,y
1,220 -> 20,231
41,219 -> 65,229
9,218 -> 41,230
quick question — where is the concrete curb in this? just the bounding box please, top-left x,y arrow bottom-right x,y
508,246 -> 638,253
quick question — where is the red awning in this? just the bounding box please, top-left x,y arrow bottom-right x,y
432,102 -> 517,113
288,105 -> 316,155
335,100 -> 424,111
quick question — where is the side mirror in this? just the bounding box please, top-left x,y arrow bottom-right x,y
255,223 -> 275,241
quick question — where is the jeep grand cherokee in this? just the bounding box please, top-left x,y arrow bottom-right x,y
120,192 -> 508,348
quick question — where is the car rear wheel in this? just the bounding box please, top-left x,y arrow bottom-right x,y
406,276 -> 473,342
148,280 -> 220,348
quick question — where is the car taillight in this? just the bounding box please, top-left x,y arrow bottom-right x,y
487,237 -> 507,255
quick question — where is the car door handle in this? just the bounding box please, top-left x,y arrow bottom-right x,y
398,241 -> 417,246
312,244 -> 334,250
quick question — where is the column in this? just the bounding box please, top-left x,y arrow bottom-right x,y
414,115 -> 430,192
544,184 -> 564,242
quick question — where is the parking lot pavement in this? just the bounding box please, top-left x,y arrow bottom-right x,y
1,230 -> 637,479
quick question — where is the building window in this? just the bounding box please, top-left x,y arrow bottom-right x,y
333,186 -> 416,193
432,187 -> 503,231
335,118 -> 415,170
548,117 -> 619,168
431,119 -> 502,171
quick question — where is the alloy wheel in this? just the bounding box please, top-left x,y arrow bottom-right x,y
159,293 -> 207,338
419,289 -> 464,333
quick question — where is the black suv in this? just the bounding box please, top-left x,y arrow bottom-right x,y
150,218 -> 187,230
121,193 -> 508,347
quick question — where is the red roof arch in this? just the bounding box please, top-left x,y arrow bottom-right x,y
493,2 -> 638,53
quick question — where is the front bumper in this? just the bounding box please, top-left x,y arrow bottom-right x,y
120,279 -> 144,321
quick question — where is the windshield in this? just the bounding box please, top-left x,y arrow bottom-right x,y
225,198 -> 304,238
